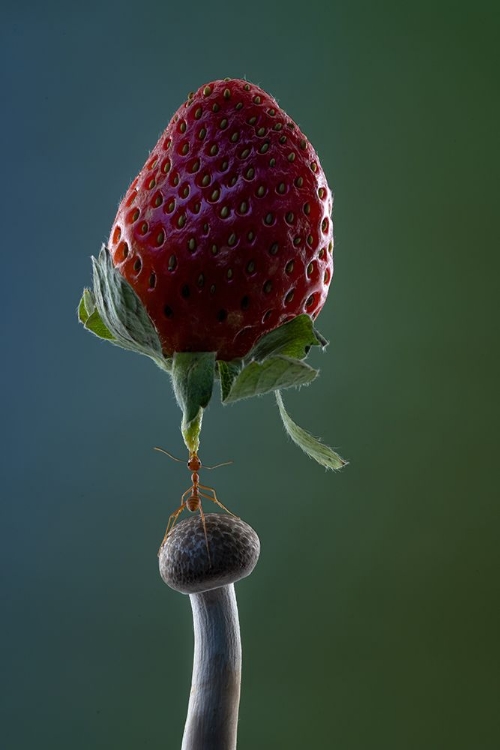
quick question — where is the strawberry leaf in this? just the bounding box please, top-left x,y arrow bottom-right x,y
223,356 -> 318,404
245,314 -> 327,363
275,391 -> 347,470
91,245 -> 163,361
172,352 -> 217,453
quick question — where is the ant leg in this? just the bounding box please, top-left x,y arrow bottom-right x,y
158,503 -> 185,556
197,502 -> 212,567
198,485 -> 239,519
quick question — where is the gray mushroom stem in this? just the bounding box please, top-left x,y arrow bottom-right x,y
184,584 -> 241,749
159,513 -> 260,750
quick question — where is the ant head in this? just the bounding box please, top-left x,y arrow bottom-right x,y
188,453 -> 202,471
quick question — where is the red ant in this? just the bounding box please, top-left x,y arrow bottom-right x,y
154,447 -> 237,559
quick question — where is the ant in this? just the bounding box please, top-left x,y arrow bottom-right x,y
154,447 -> 237,559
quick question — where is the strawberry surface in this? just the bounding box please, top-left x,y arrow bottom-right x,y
108,78 -> 334,361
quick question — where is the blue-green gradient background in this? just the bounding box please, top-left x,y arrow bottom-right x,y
2,1 -> 499,748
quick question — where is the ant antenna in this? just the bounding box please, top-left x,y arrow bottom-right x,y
154,446 -> 184,463
204,460 -> 233,470
154,446 -> 232,471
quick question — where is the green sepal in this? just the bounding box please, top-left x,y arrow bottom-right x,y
78,288 -> 94,322
218,360 -> 243,401
276,390 -> 347,470
245,314 -> 327,363
78,246 -> 173,374
223,355 -> 318,404
172,352 -> 217,453
78,288 -> 116,340
91,245 -> 163,359
220,314 -> 326,403
182,408 -> 204,457
84,309 -> 116,340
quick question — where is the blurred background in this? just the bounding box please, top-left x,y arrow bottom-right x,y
1,1 -> 499,748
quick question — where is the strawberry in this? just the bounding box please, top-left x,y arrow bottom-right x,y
107,78 -> 333,361
80,78 -> 345,468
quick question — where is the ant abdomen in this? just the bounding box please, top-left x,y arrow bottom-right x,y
186,497 -> 199,512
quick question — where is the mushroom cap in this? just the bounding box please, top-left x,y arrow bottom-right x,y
159,513 -> 260,594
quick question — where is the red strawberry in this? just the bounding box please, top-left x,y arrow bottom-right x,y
108,78 -> 333,361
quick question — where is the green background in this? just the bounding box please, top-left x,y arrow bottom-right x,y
2,1 -> 499,748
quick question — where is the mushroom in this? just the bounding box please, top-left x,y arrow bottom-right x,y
159,512 -> 260,750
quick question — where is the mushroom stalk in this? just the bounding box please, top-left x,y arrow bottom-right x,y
183,584 -> 241,750
159,513 -> 260,750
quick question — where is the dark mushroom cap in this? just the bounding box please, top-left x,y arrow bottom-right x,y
159,513 -> 260,594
